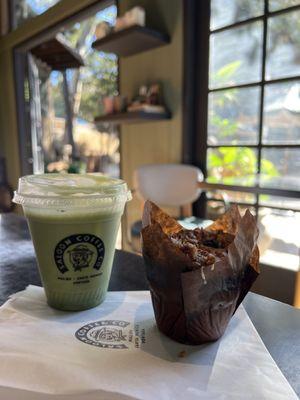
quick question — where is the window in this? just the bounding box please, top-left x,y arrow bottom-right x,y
187,0 -> 300,270
11,0 -> 61,29
35,5 -> 119,177
14,2 -> 120,179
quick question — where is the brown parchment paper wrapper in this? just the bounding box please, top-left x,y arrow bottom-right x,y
141,201 -> 260,345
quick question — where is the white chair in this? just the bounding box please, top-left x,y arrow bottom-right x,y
134,163 -> 204,210
126,163 -> 211,252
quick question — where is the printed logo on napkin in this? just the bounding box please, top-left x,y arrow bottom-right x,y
75,320 -> 146,349
54,234 -> 105,274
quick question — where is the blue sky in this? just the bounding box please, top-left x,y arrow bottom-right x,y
26,0 -> 116,22
49,4 -> 117,85
26,0 -> 60,14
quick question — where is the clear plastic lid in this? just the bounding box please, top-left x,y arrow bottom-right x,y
13,173 -> 132,208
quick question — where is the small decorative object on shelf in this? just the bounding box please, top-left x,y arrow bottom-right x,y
103,96 -> 115,114
113,95 -> 128,113
102,95 -> 128,114
95,84 -> 171,124
100,83 -> 168,117
95,21 -> 112,40
128,83 -> 167,114
94,7 -> 145,42
115,6 -> 145,32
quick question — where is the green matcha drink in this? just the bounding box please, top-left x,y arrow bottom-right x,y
13,174 -> 131,311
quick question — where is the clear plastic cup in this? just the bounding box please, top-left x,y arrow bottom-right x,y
13,173 -> 131,311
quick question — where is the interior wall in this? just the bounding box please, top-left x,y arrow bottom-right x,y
119,0 -> 183,250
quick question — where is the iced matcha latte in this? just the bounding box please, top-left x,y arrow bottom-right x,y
13,174 -> 131,311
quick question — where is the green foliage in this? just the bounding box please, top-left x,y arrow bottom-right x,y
261,159 -> 279,178
51,73 -> 65,118
208,147 -> 257,186
212,60 -> 241,87
78,53 -> 118,121
49,6 -> 117,122
215,60 -> 241,80
208,60 -> 279,186
210,115 -> 238,138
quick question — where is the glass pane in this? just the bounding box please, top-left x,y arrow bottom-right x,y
263,81 -> 300,144
207,190 -> 256,204
260,148 -> 300,190
36,5 -> 119,177
209,22 -> 263,89
259,195 -> 300,210
258,207 -> 300,270
238,205 -> 256,216
269,0 -> 300,11
13,0 -> 60,28
208,86 -> 260,145
210,0 -> 264,30
207,201 -> 256,220
207,147 -> 258,186
266,10 -> 300,80
207,200 -> 226,220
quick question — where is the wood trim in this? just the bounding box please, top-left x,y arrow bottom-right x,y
182,0 -> 196,164
197,181 -> 300,199
0,48 -> 22,187
95,110 -> 171,124
183,0 -> 210,168
183,0 -> 210,217
0,0 -> 9,36
294,267 -> 300,308
0,0 -> 110,51
92,25 -> 170,57
14,50 -> 33,175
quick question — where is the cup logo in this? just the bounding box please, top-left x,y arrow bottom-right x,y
75,320 -> 147,349
68,244 -> 93,271
54,234 -> 105,274
75,320 -> 130,349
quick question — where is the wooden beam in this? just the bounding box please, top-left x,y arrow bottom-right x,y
0,0 -> 110,51
62,70 -> 76,158
31,34 -> 84,70
0,0 -> 9,36
294,270 -> 300,308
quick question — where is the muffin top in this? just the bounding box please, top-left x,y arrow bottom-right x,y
169,228 -> 235,269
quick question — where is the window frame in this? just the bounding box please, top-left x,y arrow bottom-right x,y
183,0 -> 300,217
12,0 -> 114,175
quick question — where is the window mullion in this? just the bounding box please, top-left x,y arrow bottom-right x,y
257,0 -> 269,196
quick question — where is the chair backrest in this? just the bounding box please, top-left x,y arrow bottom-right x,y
134,164 -> 203,207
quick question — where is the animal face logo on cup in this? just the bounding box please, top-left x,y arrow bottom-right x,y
68,244 -> 94,272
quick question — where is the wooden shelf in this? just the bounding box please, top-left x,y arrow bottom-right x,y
31,34 -> 84,71
91,25 -> 170,57
94,110 -> 171,124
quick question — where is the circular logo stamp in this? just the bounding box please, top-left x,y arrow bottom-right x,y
54,234 -> 105,274
75,320 -> 130,349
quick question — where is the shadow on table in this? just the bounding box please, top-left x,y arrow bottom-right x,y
134,302 -> 223,390
0,213 -> 31,241
0,386 -> 140,400
8,290 -> 127,324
